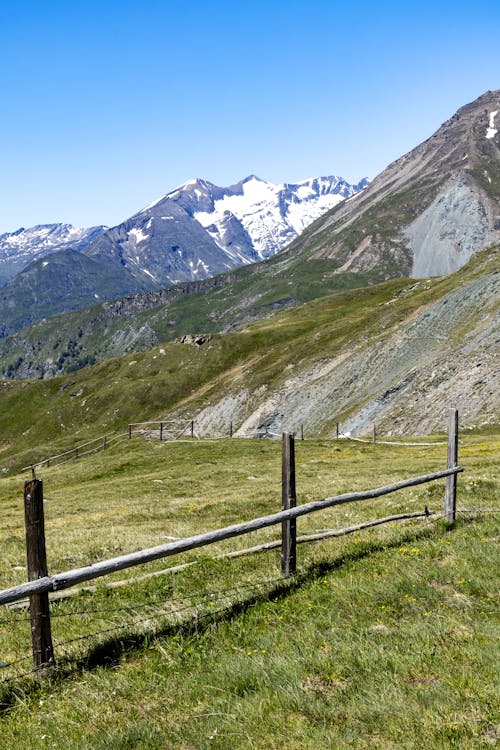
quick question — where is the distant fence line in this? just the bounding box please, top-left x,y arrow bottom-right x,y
128,420 -> 196,441
22,416 -> 452,477
343,435 -> 448,447
2,410 -> 462,674
21,432 -> 130,474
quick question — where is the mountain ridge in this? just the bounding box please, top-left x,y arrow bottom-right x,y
0,223 -> 106,285
289,89 -> 500,276
0,174 -> 367,336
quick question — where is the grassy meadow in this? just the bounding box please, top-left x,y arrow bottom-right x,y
0,432 -> 498,748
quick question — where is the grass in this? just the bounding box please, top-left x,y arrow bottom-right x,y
0,433 -> 498,748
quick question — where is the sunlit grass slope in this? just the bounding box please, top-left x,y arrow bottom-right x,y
0,434 -> 498,748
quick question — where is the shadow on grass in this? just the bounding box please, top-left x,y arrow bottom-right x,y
0,514 -> 477,712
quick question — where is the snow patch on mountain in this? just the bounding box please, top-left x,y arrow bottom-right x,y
486,110 -> 498,139
129,227 -> 148,244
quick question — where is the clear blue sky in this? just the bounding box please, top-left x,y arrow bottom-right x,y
0,0 -> 498,234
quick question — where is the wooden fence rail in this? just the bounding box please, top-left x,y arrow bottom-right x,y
2,410 -> 462,672
21,433 -> 128,473
1,467 -> 462,609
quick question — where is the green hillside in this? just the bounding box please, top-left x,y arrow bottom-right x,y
0,245 -> 379,380
0,244 -> 498,474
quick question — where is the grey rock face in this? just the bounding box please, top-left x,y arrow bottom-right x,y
406,172 -> 496,277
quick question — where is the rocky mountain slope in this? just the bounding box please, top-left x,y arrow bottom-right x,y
289,89 -> 500,278
172,245 -> 500,437
0,223 -> 106,286
0,245 -> 497,469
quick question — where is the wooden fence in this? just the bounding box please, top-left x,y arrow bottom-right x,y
22,413 -> 454,477
21,432 -> 127,474
2,410 -> 462,672
128,420 -> 195,441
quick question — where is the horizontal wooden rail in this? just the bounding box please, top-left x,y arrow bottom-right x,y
0,466 -> 462,607
343,435 -> 448,447
21,434 -> 114,472
7,509 -> 434,608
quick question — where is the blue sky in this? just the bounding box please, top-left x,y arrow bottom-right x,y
0,0 -> 498,233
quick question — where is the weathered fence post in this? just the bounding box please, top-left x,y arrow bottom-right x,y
230,421 -> 233,438
445,409 -> 459,522
24,479 -> 55,671
190,420 -> 194,438
281,432 -> 297,576
103,435 -> 107,450
373,424 -> 377,443
160,422 -> 163,442
300,424 -> 304,441
128,424 -> 132,440
336,423 -> 339,440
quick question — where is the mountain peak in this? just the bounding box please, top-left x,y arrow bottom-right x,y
80,173 -> 369,292
242,174 -> 265,183
0,223 -> 107,285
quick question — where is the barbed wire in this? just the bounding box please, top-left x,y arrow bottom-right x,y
1,507 -> 496,688
0,612 -> 32,626
0,576 -> 284,686
45,577 -> 283,620
0,590 -> 266,689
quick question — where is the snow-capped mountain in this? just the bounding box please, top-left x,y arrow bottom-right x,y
0,173 -> 368,337
86,175 -> 368,288
0,223 -> 106,285
172,174 -> 369,261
